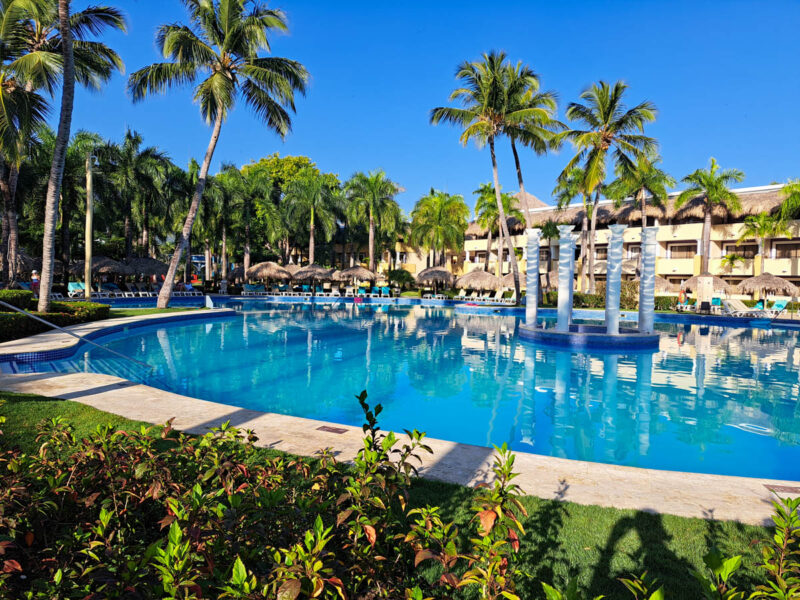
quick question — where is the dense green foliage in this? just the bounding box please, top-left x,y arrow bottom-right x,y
0,301 -> 109,342
0,290 -> 35,311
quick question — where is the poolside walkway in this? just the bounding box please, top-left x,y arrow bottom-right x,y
0,369 -> 796,525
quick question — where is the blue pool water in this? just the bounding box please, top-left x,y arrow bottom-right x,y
9,303 -> 800,480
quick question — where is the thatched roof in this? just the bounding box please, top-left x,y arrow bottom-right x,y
124,257 -> 169,276
681,273 -> 731,293
227,266 -> 244,281
455,269 -> 502,290
514,190 -> 549,209
466,185 -> 787,236
416,267 -> 454,286
293,263 -> 334,281
246,261 -> 291,281
736,273 -> 799,296
655,276 -> 679,293
283,263 -> 302,275
333,265 -> 376,282
69,256 -> 132,275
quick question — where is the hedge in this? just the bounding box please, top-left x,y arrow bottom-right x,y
0,290 -> 35,311
0,301 -> 110,343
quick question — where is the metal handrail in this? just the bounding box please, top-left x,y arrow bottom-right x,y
0,299 -> 154,371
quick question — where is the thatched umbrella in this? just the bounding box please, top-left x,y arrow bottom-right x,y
456,269 -> 502,290
681,273 -> 731,293
124,257 -> 169,276
654,276 -> 679,293
69,256 -> 132,276
227,266 -> 244,281
333,265 -> 376,282
246,261 -> 292,281
293,263 -> 334,281
736,273 -> 799,297
500,272 -> 528,289
416,267 -> 454,287
283,263 -> 302,275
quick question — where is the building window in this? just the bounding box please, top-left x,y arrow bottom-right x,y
595,245 -> 608,260
723,244 -> 757,259
539,248 -> 550,263
627,244 -> 641,259
668,243 -> 696,259
397,252 -> 408,263
775,242 -> 800,259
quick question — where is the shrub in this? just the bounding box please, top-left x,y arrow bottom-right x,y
0,302 -> 110,342
388,269 -> 415,288
0,290 -> 35,311
655,296 -> 677,311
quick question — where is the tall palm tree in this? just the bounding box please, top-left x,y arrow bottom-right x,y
553,167 -> 591,291
284,168 -> 337,264
431,50 -> 525,299
779,179 -> 800,221
100,130 -> 168,259
674,158 -> 744,273
557,80 -> 657,292
605,153 -> 675,229
128,0 -> 308,307
474,184 -> 522,275
409,188 -> 469,268
502,60 -> 561,226
737,212 -> 790,274
345,169 -> 400,272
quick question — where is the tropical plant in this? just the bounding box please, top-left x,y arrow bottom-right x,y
553,167 -> 591,290
605,153 -> 675,229
539,219 -> 559,290
430,50 -> 526,300
674,158 -> 745,273
719,253 -> 745,274
346,169 -> 401,272
128,0 -> 308,307
779,179 -> 800,221
556,80 -> 657,292
284,168 -> 339,264
474,183 -> 523,275
409,188 -> 469,268
738,212 -> 791,274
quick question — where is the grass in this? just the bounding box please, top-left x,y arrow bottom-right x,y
0,391 -> 770,598
108,307 -> 201,319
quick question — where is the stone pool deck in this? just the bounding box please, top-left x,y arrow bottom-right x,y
0,310 -> 797,525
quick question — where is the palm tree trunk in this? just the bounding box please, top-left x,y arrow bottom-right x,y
637,189 -> 647,276
368,210 -> 375,271
156,108 -> 223,308
701,204 -> 711,273
38,0 -> 75,312
309,206 -> 315,264
579,210 -> 588,292
588,189 -> 600,294
184,234 -> 191,284
124,200 -> 133,259
489,137 -> 520,302
204,239 -> 211,281
546,248 -> 553,290
484,229 -> 492,271
510,138 -> 532,227
221,223 -> 228,280
141,200 -> 148,256
0,165 -> 11,281
244,221 -> 251,273
60,195 -> 72,283
4,162 -> 21,282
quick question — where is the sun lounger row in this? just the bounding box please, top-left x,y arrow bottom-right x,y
722,298 -> 788,319
455,289 -> 517,305
241,284 -> 399,298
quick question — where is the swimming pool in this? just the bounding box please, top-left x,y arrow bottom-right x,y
7,303 -> 800,480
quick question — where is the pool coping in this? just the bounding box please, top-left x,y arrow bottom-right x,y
0,305 -> 797,524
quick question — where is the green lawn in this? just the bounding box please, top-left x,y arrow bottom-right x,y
107,307 -> 202,319
0,391 -> 770,598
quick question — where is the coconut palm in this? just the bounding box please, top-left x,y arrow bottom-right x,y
474,184 -> 522,275
284,168 -> 338,265
430,50 -> 525,299
345,169 -> 400,272
605,153 -> 675,229
557,80 -> 657,292
779,179 -> 800,221
409,188 -> 469,268
737,212 -> 791,274
128,0 -> 308,307
553,167 -> 591,290
719,253 -> 745,274
674,158 -> 745,273
502,60 -> 561,226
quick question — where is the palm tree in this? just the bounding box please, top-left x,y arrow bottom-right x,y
502,60 -> 561,226
719,253 -> 745,274
557,80 -> 657,292
553,167 -> 591,290
539,219 -> 559,290
345,170 -> 400,272
737,212 -> 790,274
284,168 -> 338,264
674,158 -> 745,273
779,179 -> 800,221
409,188 -> 469,268
474,184 -> 522,275
605,153 -> 675,229
100,130 -> 168,259
128,0 -> 308,307
431,51 -> 525,299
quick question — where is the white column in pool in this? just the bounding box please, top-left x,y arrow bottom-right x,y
638,227 -> 659,333
525,228 -> 541,327
556,225 -> 575,332
605,224 -> 627,335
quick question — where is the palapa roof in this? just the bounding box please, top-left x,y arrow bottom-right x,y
246,261 -> 292,281
416,267 -> 454,286
736,273 -> 799,296
293,263 -> 334,281
227,266 -> 244,281
455,269 -> 502,290
681,273 -> 731,293
69,256 -> 132,275
333,265 -> 376,282
124,257 -> 169,276
654,276 -> 679,293
283,263 -> 302,275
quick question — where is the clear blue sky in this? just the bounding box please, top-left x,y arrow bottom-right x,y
69,0 -> 799,214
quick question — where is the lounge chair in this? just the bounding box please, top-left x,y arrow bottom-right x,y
381,286 -> 391,298
315,285 -> 328,297
767,299 -> 789,318
300,284 -> 312,297
357,286 -> 368,297
67,281 -> 85,298
184,283 -> 203,296
454,289 -> 467,301
242,283 -> 263,296
101,283 -> 125,298
675,295 -> 692,312
722,299 -> 759,317
501,291 -> 517,305
344,286 -> 354,297
466,291 -> 479,302
484,290 -> 505,304
329,286 -> 341,297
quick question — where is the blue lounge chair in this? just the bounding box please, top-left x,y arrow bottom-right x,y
67,281 -> 85,298
381,286 -> 391,297
301,284 -> 312,297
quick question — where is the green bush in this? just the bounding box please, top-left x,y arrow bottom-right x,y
50,301 -> 110,322
0,302 -> 110,342
0,290 -> 35,311
388,269 -> 415,288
